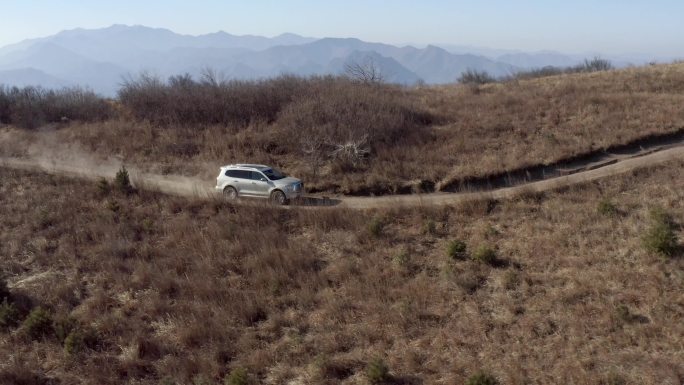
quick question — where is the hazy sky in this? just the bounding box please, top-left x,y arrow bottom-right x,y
2,0 -> 683,55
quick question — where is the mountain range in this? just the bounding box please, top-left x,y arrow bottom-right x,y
0,25 -> 674,96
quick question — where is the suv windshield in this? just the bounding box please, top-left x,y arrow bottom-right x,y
262,168 -> 285,181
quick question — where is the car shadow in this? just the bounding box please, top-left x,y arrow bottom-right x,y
292,196 -> 343,207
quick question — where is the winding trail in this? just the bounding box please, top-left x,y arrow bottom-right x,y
2,136 -> 684,209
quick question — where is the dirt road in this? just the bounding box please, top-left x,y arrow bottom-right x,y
2,141 -> 684,209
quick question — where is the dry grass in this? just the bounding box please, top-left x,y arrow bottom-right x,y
418,63 -> 684,187
0,157 -> 682,384
2,63 -> 684,195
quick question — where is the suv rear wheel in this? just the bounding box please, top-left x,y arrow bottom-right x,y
223,186 -> 237,200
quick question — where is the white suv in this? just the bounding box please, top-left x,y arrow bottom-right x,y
215,164 -> 303,205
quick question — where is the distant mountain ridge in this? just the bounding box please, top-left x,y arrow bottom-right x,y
0,24 -> 671,95
0,25 -> 520,94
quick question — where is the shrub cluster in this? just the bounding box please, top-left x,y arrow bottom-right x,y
511,57 -> 614,81
461,57 -> 615,85
118,72 -> 309,127
21,307 -> 54,340
0,85 -> 112,128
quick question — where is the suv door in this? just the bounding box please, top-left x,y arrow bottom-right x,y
250,171 -> 271,197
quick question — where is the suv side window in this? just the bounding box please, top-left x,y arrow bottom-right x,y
251,171 -> 266,181
226,170 -> 250,179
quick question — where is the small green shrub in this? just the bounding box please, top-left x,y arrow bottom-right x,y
466,371 -> 500,385
35,207 -> 55,229
393,249 -> 411,268
642,207 -> 678,257
106,199 -> 121,213
0,278 -> 9,301
484,224 -> 499,238
423,219 -> 437,235
472,245 -> 497,265
597,199 -> 618,216
502,269 -> 521,290
141,218 -> 155,233
366,358 -> 390,384
21,307 -> 53,340
64,330 -> 85,355
54,316 -> 77,343
225,368 -> 249,385
63,325 -> 98,355
368,218 -> 384,238
615,304 -> 631,323
602,372 -> 626,385
114,166 -> 133,194
96,177 -> 110,196
0,299 -> 20,330
225,368 -> 248,385
159,377 -> 176,385
447,240 -> 467,259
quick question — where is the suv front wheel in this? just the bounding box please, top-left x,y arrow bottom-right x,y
270,190 -> 287,205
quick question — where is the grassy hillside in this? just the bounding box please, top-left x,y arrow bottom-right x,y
1,63 -> 684,195
0,159 -> 681,384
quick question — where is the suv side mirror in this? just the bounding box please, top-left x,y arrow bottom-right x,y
260,177 -> 268,182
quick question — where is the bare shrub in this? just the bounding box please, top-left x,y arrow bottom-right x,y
278,77 -> 433,166
0,85 -> 112,128
458,69 -> 496,85
580,57 -> 613,72
344,56 -> 384,84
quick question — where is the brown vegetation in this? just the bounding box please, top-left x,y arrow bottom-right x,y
0,158 -> 682,384
2,63 -> 684,196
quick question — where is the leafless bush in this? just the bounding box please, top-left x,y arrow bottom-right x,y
0,85 -> 112,129
458,69 -> 496,85
329,135 -> 370,169
344,56 -> 385,84
278,78 -> 432,153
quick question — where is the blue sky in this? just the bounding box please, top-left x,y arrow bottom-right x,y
2,0 -> 683,55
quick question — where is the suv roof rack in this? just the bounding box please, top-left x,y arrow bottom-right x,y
224,163 -> 270,170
